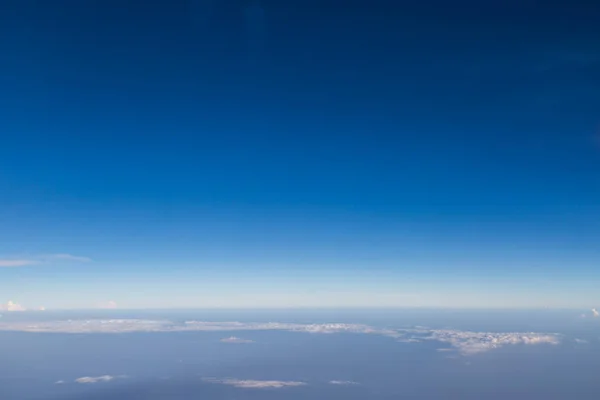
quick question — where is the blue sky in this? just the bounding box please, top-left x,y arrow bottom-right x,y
1,1 -> 599,309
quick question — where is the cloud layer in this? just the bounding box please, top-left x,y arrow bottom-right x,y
0,318 -> 561,355
203,378 -> 306,389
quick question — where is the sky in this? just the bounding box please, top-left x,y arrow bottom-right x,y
1,0 -> 599,310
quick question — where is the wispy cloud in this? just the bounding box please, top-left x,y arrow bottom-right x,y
75,375 -> 126,384
592,308 -> 599,317
97,300 -> 118,309
329,380 -> 359,385
203,378 -> 306,389
0,253 -> 90,268
220,336 -> 255,344
0,259 -> 39,267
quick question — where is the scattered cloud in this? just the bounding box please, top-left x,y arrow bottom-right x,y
574,338 -> 589,344
0,254 -> 90,268
54,380 -> 65,384
592,308 -> 599,317
75,375 -> 126,384
424,329 -> 560,355
203,378 -> 306,389
0,301 -> 26,312
0,318 -> 561,355
329,380 -> 359,385
220,336 -> 255,344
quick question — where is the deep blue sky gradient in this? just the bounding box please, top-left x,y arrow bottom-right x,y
1,1 -> 599,308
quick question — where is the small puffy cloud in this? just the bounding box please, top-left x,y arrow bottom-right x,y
220,336 -> 254,344
592,308 -> 599,317
203,378 -> 306,389
97,301 -> 118,309
0,254 -> 90,268
329,380 -> 359,385
75,375 -> 126,384
0,301 -> 26,312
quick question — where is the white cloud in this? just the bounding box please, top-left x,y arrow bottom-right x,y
329,380 -> 359,385
54,380 -> 65,384
97,301 -> 118,309
0,254 -> 90,268
203,378 -> 306,389
0,301 -> 26,312
397,338 -> 421,343
0,318 -> 561,355
592,308 -> 599,317
422,329 -> 560,355
75,375 -> 126,384
574,338 -> 588,344
220,336 -> 255,343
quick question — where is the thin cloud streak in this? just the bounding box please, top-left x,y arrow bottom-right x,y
75,375 -> 126,384
220,336 -> 255,343
0,259 -> 39,267
0,253 -> 90,267
203,378 -> 306,389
